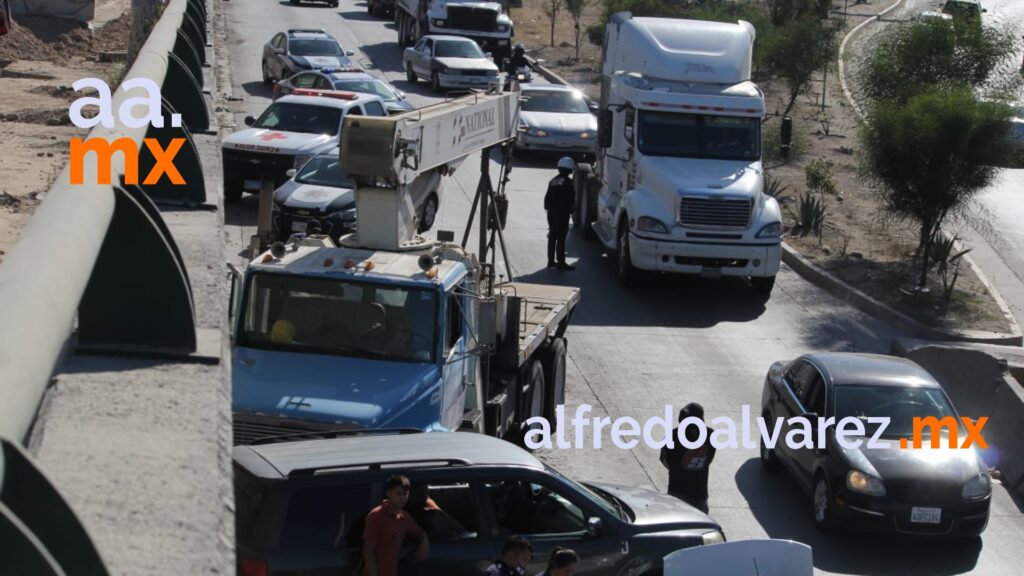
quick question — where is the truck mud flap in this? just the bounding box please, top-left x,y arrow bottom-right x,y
484,389 -> 516,438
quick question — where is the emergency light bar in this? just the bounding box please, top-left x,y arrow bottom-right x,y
291,88 -> 360,100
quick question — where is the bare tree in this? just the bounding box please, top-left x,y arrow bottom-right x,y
544,0 -> 563,48
565,0 -> 586,62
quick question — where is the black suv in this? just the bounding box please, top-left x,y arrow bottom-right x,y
234,431 -> 724,575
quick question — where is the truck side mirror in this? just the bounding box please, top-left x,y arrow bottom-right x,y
244,115 -> 256,127
780,116 -> 793,160
598,109 -> 613,149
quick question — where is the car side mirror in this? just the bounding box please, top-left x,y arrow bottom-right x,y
397,90 -> 406,98
586,517 -> 602,537
486,52 -> 493,59
274,48 -> 285,55
244,115 -> 256,127
286,169 -> 296,178
346,50 -> 355,56
597,109 -> 612,149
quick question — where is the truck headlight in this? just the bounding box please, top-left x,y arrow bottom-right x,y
293,154 -> 314,170
756,222 -> 782,239
962,474 -> 991,500
497,24 -> 510,32
636,216 -> 668,234
528,128 -> 548,137
432,19 -> 446,27
701,530 -> 726,545
847,470 -> 886,496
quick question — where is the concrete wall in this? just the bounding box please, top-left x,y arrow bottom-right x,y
11,0 -> 95,22
891,342 -> 1024,496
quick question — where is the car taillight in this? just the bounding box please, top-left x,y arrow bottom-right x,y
239,559 -> 268,576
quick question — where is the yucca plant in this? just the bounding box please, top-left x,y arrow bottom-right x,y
790,191 -> 826,238
930,234 -> 972,301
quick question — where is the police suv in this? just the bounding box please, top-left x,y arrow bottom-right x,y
221,89 -> 388,201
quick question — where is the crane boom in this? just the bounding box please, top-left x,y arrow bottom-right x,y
337,91 -> 520,251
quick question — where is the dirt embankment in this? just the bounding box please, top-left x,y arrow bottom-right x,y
0,8 -> 129,262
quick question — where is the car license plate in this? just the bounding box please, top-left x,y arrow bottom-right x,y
911,507 -> 941,524
291,221 -> 307,233
556,139 -> 572,148
700,268 -> 722,279
243,178 -> 260,191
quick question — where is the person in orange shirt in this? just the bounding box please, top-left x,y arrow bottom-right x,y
362,475 -> 429,576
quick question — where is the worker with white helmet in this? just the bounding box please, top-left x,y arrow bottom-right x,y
544,157 -> 576,270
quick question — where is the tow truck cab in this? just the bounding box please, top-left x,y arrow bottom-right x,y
230,238 -> 482,443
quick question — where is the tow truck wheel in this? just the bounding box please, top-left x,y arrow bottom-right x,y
617,224 -> 638,287
406,62 -> 417,84
513,360 -> 546,451
541,337 -> 566,424
751,275 -> 775,296
572,164 -> 595,240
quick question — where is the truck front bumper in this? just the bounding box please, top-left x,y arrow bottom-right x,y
439,73 -> 500,89
629,233 -> 781,277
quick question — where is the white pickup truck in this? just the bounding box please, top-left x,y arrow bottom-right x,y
221,90 -> 388,201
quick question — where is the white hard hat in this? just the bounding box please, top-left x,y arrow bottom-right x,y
557,157 -> 575,171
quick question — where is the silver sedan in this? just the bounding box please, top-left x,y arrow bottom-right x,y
515,84 -> 598,158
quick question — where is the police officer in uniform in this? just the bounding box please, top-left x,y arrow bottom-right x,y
544,157 -> 576,270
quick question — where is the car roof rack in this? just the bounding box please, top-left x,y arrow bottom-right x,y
247,427 -> 423,446
288,457 -> 473,477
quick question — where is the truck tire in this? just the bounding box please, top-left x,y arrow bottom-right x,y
431,70 -> 442,92
751,275 -> 775,296
512,360 -> 546,451
541,337 -> 567,424
224,172 -> 243,202
397,15 -> 408,48
406,62 -> 417,84
572,164 -> 595,240
617,223 -> 638,287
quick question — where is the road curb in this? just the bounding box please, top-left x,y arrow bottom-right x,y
782,242 -> 1023,345
837,0 -> 906,121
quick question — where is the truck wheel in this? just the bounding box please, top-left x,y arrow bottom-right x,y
617,224 -> 638,287
514,360 -> 546,450
224,172 -> 243,202
406,62 -> 417,84
541,337 -> 566,424
751,275 -> 775,296
431,71 -> 442,92
397,16 -> 407,48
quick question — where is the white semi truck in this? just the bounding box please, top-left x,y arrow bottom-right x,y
394,0 -> 514,62
230,92 -> 579,445
575,13 -> 789,295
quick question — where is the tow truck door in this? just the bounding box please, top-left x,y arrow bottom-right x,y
440,278 -> 469,430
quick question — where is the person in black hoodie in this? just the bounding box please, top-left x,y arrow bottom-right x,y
544,157 -> 576,270
660,402 -> 716,514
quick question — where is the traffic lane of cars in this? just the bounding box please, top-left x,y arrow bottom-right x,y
223,2 -> 1024,574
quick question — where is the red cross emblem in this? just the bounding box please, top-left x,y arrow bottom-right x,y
259,132 -> 288,141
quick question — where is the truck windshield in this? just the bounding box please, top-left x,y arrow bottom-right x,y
255,102 -> 343,135
637,111 -> 760,161
239,273 -> 439,363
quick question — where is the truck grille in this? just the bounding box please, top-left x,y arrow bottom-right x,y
679,196 -> 752,229
222,148 -> 294,181
447,5 -> 498,32
233,414 -> 360,445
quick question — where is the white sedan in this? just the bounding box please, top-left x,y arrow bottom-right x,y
403,35 -> 500,92
515,84 -> 598,158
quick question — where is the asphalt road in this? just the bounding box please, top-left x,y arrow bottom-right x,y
219,1 -> 1024,573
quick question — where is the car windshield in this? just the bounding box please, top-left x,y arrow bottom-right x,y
290,38 -> 344,56
637,111 -> 760,161
295,154 -> 355,188
833,385 -> 958,438
543,464 -> 626,521
434,40 -> 484,59
255,102 -> 343,135
240,273 -> 439,363
332,80 -> 398,102
521,90 -> 589,114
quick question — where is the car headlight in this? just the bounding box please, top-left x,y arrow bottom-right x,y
293,155 -> 314,170
497,24 -> 510,32
432,19 -> 446,26
847,470 -> 886,496
701,530 -> 726,545
528,128 -> 548,137
579,131 -> 593,139
756,221 -> 783,239
962,473 -> 991,500
636,216 -> 669,234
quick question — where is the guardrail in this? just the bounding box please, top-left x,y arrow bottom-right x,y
0,0 -> 211,571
